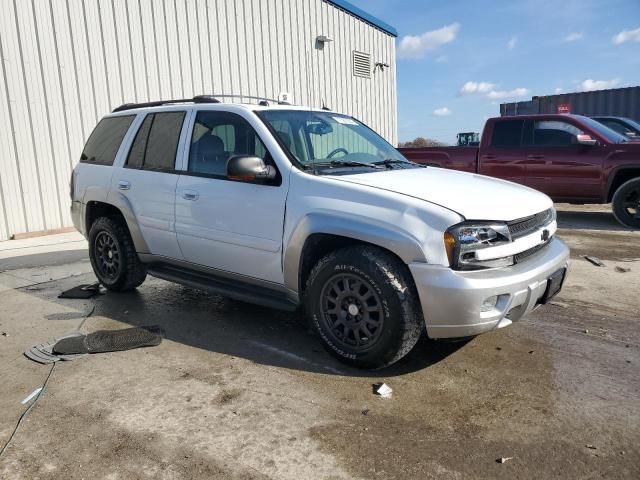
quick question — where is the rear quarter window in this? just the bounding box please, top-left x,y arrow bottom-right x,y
80,115 -> 135,165
490,120 -> 524,147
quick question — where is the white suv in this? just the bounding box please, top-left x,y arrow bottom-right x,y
71,96 -> 569,368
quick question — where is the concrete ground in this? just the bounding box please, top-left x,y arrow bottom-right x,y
0,204 -> 638,479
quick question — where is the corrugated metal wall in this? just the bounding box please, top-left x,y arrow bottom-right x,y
0,0 -> 397,241
501,87 -> 640,120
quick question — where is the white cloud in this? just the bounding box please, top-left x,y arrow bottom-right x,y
486,88 -> 530,99
460,81 -> 528,100
554,87 -> 563,94
507,36 -> 518,49
578,78 -> 620,91
435,55 -> 448,63
460,81 -> 496,95
612,27 -> 640,44
432,107 -> 452,116
563,32 -> 583,42
398,23 -> 460,59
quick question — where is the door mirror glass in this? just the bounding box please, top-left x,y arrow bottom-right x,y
226,155 -> 277,182
576,134 -> 597,146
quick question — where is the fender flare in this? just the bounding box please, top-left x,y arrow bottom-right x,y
283,212 -> 427,293
83,189 -> 150,253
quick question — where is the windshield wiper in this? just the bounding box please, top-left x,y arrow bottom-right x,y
314,160 -> 383,170
372,159 -> 422,168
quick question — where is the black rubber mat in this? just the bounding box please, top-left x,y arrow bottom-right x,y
52,326 -> 163,355
58,283 -> 102,299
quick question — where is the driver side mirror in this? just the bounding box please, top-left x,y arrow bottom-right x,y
226,155 -> 277,182
576,134 -> 597,146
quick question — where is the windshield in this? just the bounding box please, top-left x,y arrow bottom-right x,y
619,117 -> 640,135
624,118 -> 640,133
578,116 -> 629,143
257,110 -> 408,171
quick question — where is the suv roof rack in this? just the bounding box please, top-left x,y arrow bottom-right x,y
112,95 -> 221,113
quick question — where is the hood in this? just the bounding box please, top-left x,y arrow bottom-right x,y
327,168 -> 553,221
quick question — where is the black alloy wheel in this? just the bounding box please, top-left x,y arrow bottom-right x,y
320,273 -> 384,351
88,216 -> 147,291
93,231 -> 121,280
305,245 -> 423,369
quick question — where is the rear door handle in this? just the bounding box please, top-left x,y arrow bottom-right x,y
527,155 -> 545,159
481,154 -> 496,160
182,190 -> 199,201
117,180 -> 130,190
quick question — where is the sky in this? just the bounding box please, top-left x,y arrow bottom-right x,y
347,0 -> 640,145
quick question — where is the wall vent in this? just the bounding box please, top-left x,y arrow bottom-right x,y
352,51 -> 371,78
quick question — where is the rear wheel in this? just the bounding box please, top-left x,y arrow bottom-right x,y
612,178 -> 640,228
304,245 -> 423,369
88,216 -> 147,291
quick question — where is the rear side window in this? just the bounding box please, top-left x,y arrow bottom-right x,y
126,112 -> 186,171
491,120 -> 524,147
126,115 -> 153,169
80,115 -> 135,165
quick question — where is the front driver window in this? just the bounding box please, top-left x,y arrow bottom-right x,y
189,111 -> 270,177
533,121 -> 583,146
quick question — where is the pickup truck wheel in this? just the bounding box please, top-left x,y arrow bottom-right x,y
612,178 -> 640,228
305,246 -> 422,369
88,216 -> 147,291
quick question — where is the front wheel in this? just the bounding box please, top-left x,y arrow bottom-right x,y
612,178 -> 640,228
304,246 -> 423,369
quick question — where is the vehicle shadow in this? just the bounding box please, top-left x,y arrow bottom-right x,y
28,273 -> 469,377
555,208 -> 637,232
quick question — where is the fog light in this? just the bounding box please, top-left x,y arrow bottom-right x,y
481,295 -> 498,312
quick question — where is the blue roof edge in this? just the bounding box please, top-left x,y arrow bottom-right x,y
325,0 -> 398,37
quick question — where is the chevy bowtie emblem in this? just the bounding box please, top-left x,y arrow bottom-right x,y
541,229 -> 550,241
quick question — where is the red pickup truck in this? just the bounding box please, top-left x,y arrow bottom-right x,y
398,114 -> 640,228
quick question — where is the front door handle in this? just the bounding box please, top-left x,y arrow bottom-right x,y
118,180 -> 130,190
182,190 -> 199,201
527,155 -> 545,159
481,154 -> 496,160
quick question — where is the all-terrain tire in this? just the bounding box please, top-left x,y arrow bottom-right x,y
304,245 -> 423,369
88,216 -> 147,291
612,177 -> 640,228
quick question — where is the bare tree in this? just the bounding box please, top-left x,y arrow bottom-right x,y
398,137 -> 448,148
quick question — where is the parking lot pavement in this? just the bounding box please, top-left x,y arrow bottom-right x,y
0,208 -> 638,479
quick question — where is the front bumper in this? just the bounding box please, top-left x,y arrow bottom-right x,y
409,237 -> 570,338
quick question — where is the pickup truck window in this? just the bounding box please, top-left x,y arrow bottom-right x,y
531,120 -> 583,147
126,112 -> 186,170
491,120 -> 524,147
258,110 -> 407,172
80,115 -> 135,165
188,111 -> 269,177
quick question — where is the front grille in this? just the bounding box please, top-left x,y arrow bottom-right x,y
508,208 -> 554,239
514,240 -> 550,264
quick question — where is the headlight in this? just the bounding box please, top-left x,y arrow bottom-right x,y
444,223 -> 513,270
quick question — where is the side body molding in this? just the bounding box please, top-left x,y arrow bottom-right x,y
282,212 -> 428,293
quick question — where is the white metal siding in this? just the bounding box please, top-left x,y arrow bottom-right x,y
0,0 -> 397,241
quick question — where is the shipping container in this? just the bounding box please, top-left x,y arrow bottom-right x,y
500,86 -> 640,121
